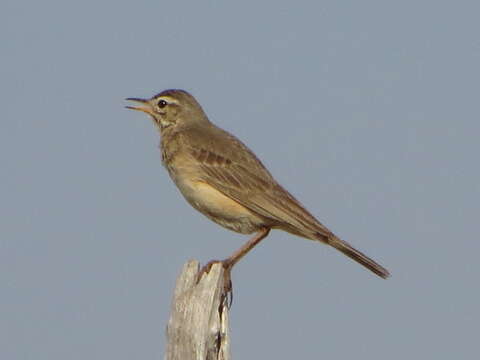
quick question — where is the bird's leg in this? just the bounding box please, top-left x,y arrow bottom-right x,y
196,227 -> 271,305
222,227 -> 271,269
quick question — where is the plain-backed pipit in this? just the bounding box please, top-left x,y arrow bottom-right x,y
126,89 -> 389,283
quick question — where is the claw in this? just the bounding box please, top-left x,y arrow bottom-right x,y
197,260 -> 234,308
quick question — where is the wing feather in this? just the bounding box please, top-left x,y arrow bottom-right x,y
187,143 -> 332,239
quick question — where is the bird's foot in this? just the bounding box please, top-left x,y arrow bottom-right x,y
196,259 -> 233,307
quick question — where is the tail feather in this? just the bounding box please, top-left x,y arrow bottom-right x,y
324,234 -> 390,279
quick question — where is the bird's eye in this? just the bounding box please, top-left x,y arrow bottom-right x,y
157,99 -> 168,108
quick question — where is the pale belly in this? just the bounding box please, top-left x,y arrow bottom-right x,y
173,176 -> 265,234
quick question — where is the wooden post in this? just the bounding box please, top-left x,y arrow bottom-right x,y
165,260 -> 230,360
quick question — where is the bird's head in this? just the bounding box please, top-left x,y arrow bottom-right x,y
126,89 -> 208,131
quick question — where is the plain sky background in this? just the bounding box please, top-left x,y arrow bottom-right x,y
2,1 -> 479,359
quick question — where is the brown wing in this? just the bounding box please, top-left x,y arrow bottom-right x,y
183,125 -> 333,240
181,125 -> 390,278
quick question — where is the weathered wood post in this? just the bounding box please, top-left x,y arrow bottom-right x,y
165,260 -> 230,360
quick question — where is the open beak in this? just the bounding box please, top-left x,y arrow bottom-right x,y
125,98 -> 153,115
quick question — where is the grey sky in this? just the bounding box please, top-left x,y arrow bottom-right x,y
2,1 -> 479,359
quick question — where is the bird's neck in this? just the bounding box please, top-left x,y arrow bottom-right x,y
159,127 -> 181,168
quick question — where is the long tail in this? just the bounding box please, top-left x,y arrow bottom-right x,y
322,233 -> 390,279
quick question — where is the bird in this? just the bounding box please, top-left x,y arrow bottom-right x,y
126,89 -> 390,284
